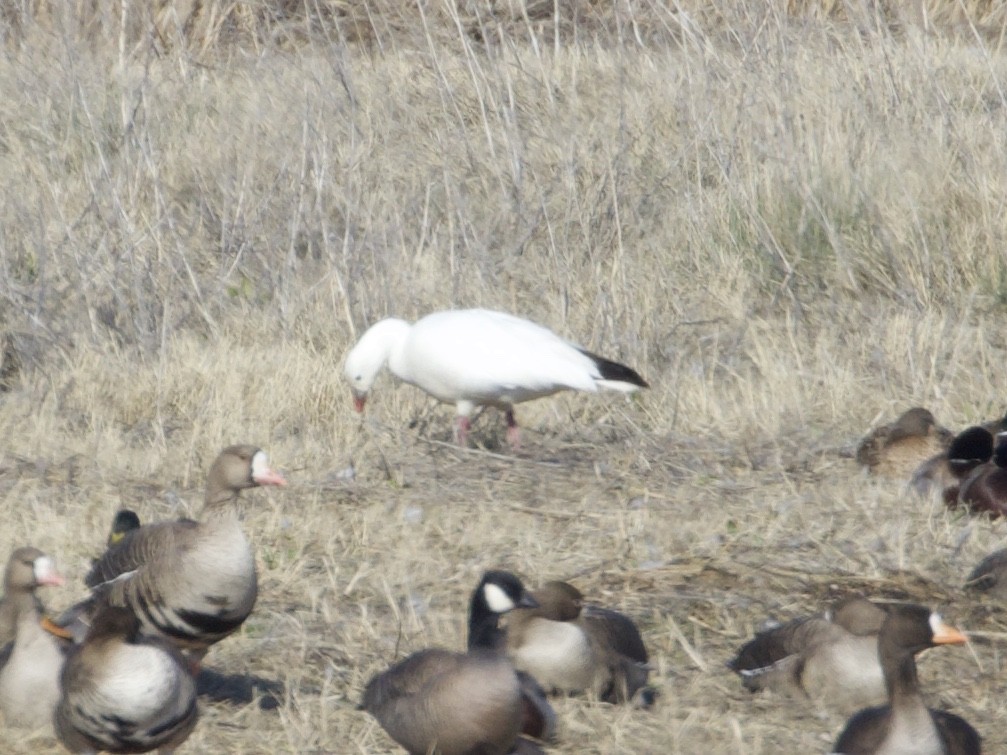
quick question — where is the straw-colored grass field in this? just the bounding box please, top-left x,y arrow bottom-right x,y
1,1 -> 1007,753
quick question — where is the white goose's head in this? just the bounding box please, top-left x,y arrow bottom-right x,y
343,318 -> 410,412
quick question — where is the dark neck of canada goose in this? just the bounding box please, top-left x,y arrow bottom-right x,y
468,587 -> 502,652
466,571 -> 538,651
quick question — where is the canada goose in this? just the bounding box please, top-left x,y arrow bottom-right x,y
74,445 -> 286,659
362,571 -> 554,755
0,547 -> 66,729
965,548 -> 1007,600
947,432 -> 1007,518
856,408 -> 953,479
831,604 -> 980,755
471,573 -> 651,704
343,309 -> 648,446
912,426 -> 994,496
55,603 -> 198,754
728,597 -> 888,707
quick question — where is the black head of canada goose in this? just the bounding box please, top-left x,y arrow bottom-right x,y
856,407 -> 954,478
912,425 -> 995,496
55,602 -> 198,754
71,445 -> 286,659
343,309 -> 648,446
361,571 -> 554,755
946,432 -> 1007,519
0,547 -> 66,729
472,573 -> 652,705
728,596 -> 888,708
831,604 -> 980,755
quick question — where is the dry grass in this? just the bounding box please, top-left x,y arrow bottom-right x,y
2,2 -> 1007,753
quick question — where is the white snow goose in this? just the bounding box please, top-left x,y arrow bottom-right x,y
343,308 -> 648,445
64,445 -> 286,663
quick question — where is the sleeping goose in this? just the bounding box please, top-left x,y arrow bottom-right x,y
856,408 -> 953,479
947,432 -> 1007,518
912,426 -> 995,496
55,603 -> 198,755
0,547 -> 66,729
728,597 -> 888,707
77,445 -> 286,660
362,571 -> 554,755
343,309 -> 648,446
470,572 -> 651,705
831,604 -> 980,755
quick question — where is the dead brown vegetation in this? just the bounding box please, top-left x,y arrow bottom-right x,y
1,2 -> 1007,753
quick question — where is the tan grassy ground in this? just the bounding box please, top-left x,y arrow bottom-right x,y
2,3 -> 1007,753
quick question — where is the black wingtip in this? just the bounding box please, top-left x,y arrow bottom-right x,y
579,349 -> 649,388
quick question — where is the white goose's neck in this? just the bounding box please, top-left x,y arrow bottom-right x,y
370,319 -> 412,381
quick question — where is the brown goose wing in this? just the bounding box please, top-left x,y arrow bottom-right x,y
833,705 -> 891,753
581,605 -> 648,664
933,709 -> 982,755
85,519 -> 197,588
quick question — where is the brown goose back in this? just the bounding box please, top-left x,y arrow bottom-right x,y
55,604 -> 198,754
79,445 -> 285,654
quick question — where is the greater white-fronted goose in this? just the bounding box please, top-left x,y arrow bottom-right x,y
343,309 -> 648,446
856,407 -> 953,479
912,426 -> 995,496
362,571 -> 554,755
79,445 -> 286,658
55,603 -> 198,754
729,597 -> 887,707
832,604 -> 980,755
0,547 -> 66,729
946,432 -> 1007,519
470,572 -> 651,704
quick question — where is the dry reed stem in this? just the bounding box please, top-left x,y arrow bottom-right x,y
1,5 -> 1007,754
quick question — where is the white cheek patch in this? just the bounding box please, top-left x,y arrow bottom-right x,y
483,582 -> 516,614
929,612 -> 943,634
33,556 -> 56,583
251,451 -> 269,479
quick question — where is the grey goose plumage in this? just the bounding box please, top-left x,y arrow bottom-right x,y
0,547 -> 66,729
729,597 -> 888,707
78,445 -> 286,657
55,603 -> 198,754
